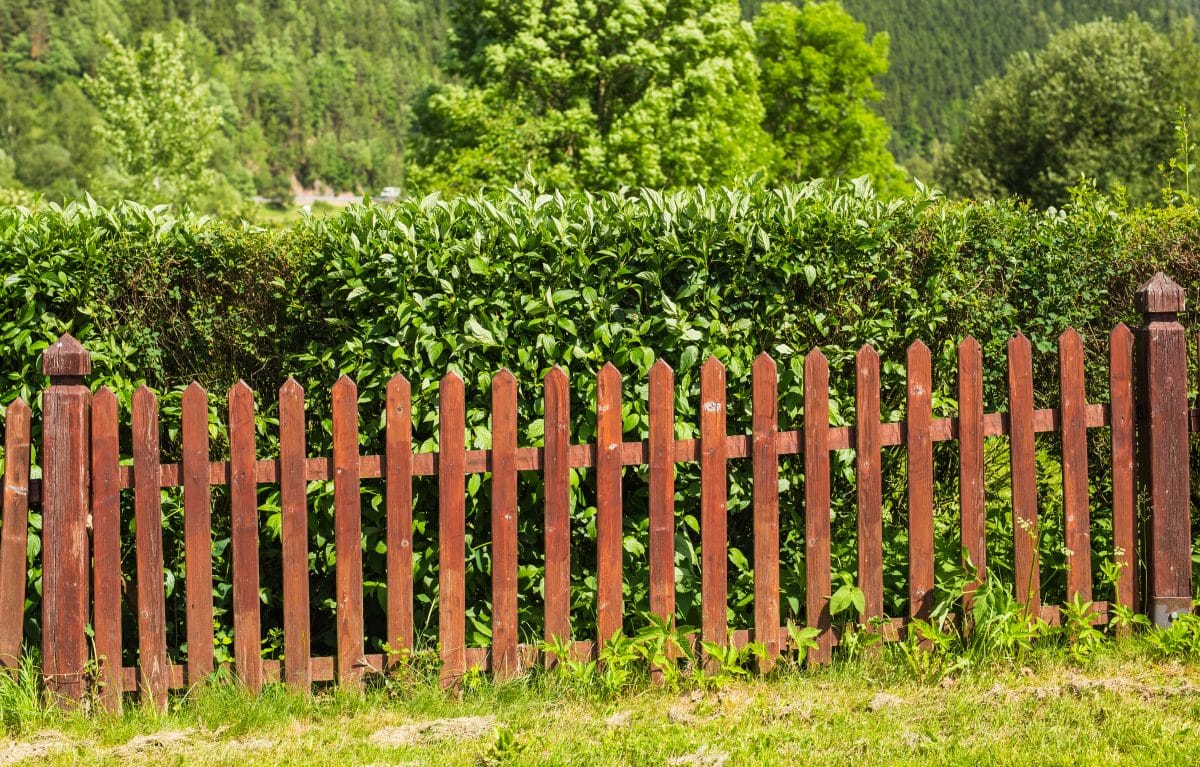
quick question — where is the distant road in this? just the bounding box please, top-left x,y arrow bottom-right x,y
253,192 -> 364,207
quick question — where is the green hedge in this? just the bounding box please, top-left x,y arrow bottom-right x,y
1,183 -> 1198,661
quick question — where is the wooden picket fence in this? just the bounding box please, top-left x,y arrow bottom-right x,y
0,273 -> 1195,709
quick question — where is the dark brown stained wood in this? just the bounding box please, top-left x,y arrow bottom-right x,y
228,381 -> 262,693
596,363 -> 624,646
1007,334 -> 1040,611
1110,325 -> 1136,612
752,353 -> 780,667
182,382 -> 214,685
332,375 -> 364,687
543,367 -> 571,654
1135,273 -> 1191,625
90,390 -> 121,709
855,346 -> 883,622
958,337 -> 986,594
278,378 -> 310,689
905,342 -> 934,622
385,375 -> 414,660
439,372 -> 467,686
491,370 -> 519,680
804,349 -> 833,664
40,334 -> 91,703
701,356 -> 729,662
133,386 -> 169,709
1059,329 -> 1091,601
648,360 -> 676,635
0,398 -> 32,671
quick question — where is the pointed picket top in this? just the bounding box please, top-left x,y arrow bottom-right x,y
958,335 -> 981,355
441,369 -> 464,387
1110,322 -> 1133,345
279,377 -> 304,397
544,365 -> 568,387
333,374 -> 357,394
1058,327 -> 1083,350
753,352 -> 776,377
1136,271 -> 1186,315
804,346 -> 827,366
387,372 -> 410,391
5,396 -> 30,420
42,333 -> 91,377
1008,331 -> 1031,355
132,384 -> 157,407
907,339 -> 931,357
492,368 -> 517,388
185,380 -> 208,400
228,378 -> 254,403
856,344 -> 879,365
701,355 -> 725,374
650,358 -> 674,377
599,361 -> 622,382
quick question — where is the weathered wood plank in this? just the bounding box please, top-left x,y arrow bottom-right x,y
0,399 -> 32,672
596,363 -> 624,647
279,378 -> 310,690
1110,325 -> 1136,612
752,353 -> 780,666
855,346 -> 883,622
804,349 -> 833,664
905,342 -> 934,622
182,382 -> 214,686
229,381 -> 262,693
958,337 -> 986,594
1059,329 -> 1091,601
386,375 -> 414,660
133,386 -> 169,709
543,367 -> 572,655
90,390 -> 121,709
439,372 -> 466,686
491,370 -> 519,679
648,360 -> 675,665
333,376 -> 364,687
1007,334 -> 1040,611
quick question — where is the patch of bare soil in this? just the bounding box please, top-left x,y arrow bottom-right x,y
111,729 -> 195,759
667,745 -> 730,767
0,731 -> 72,766
867,692 -> 907,711
370,715 -> 497,748
986,673 -> 1200,703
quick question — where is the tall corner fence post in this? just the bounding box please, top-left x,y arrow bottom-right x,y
1135,273 -> 1193,627
40,333 -> 92,703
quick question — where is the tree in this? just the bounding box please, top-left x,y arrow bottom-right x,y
753,1 -> 905,192
83,31 -> 228,205
943,16 -> 1200,207
409,0 -> 777,193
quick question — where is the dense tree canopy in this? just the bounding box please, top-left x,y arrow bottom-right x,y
943,16 -> 1200,207
409,0 -> 776,192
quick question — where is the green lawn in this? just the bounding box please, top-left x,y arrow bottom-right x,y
3,640 -> 1200,766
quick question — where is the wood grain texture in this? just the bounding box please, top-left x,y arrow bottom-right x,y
182,382 -> 214,685
804,349 -> 833,664
855,346 -> 883,621
229,381 -> 262,693
596,363 -> 624,646
90,390 -> 122,709
332,375 -> 364,687
1059,329 -> 1091,601
133,386 -> 169,709
438,372 -> 466,685
1110,325 -> 1136,612
543,367 -> 572,654
958,337 -> 986,594
385,375 -> 414,660
1007,334 -> 1040,610
279,378 -> 310,689
905,343 -> 934,621
648,360 -> 676,633
752,353 -> 780,665
0,399 -> 31,671
491,370 -> 519,679
700,357 -> 728,657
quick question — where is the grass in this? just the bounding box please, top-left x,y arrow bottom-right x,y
3,637 -> 1200,766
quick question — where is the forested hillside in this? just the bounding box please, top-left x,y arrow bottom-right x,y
742,0 -> 1200,172
0,0 -> 448,200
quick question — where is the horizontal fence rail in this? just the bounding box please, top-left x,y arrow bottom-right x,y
0,273 -> 1195,709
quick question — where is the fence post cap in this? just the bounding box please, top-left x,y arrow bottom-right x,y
42,333 -> 91,377
1136,272 -> 1186,315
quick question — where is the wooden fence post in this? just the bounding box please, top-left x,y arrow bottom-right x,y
1135,273 -> 1193,627
41,334 -> 91,703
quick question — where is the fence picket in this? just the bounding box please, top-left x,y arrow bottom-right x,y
333,376 -> 364,687
804,349 -> 833,664
906,342 -> 934,622
133,386 -> 169,709
386,375 -> 414,660
1007,334 -> 1040,611
958,337 -> 986,594
182,383 -> 215,686
491,370 -> 519,679
90,389 -> 121,709
752,353 -> 780,665
855,346 -> 883,622
1110,325 -> 1136,612
229,381 -> 262,693
596,363 -> 624,646
543,367 -> 572,656
648,361 -> 675,657
279,378 -> 310,689
701,357 -> 728,657
1059,329 -> 1091,601
439,372 -> 466,685
0,399 -> 31,671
